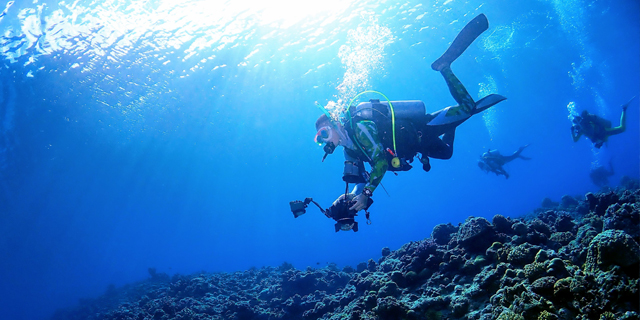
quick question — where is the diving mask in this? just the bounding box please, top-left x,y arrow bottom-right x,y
314,126 -> 334,145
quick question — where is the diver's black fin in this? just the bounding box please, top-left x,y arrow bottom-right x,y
472,94 -> 506,115
431,14 -> 489,71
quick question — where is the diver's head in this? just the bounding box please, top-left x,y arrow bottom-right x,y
315,113 -> 332,131
315,114 -> 341,159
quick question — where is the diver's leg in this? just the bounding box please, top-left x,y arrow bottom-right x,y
440,66 -> 475,114
431,14 -> 489,71
431,14 -> 485,115
431,14 -> 507,123
606,107 -> 627,136
423,133 -> 454,160
504,145 -> 531,162
441,129 -> 456,155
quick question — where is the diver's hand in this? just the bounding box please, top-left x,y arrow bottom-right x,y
333,193 -> 354,206
349,193 -> 369,212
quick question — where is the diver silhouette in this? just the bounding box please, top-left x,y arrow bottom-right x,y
571,96 -> 636,148
477,145 -> 531,179
312,14 -> 506,230
590,161 -> 614,188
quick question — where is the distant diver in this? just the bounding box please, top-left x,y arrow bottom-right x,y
309,14 -> 506,231
478,145 -> 531,179
571,96 -> 636,148
590,161 -> 614,188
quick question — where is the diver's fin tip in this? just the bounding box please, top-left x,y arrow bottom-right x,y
473,94 -> 507,114
431,14 -> 491,72
477,13 -> 489,29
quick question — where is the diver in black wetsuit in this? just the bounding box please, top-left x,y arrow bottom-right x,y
478,145 -> 531,179
304,14 -> 508,232
590,161 -> 614,188
313,14 -> 506,214
571,96 -> 635,148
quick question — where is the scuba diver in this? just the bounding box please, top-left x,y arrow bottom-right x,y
312,13 -> 507,227
571,96 -> 636,148
590,161 -> 614,188
477,145 -> 531,179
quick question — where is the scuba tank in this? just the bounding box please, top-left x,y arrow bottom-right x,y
350,100 -> 427,123
346,99 -> 426,171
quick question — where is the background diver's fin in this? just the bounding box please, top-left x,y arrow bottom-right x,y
622,95 -> 637,109
472,94 -> 507,114
431,14 -> 489,71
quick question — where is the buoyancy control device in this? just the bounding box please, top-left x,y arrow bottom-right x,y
346,99 -> 426,171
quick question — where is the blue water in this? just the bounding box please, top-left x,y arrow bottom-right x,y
0,0 -> 638,319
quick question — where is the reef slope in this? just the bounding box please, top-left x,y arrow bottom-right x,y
53,183 -> 640,320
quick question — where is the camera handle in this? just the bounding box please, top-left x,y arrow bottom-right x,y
303,197 -> 330,218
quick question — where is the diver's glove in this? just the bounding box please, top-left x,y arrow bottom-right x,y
349,188 -> 372,212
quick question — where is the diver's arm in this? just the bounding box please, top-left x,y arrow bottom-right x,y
351,184 -> 365,195
571,126 -> 582,142
352,120 -> 388,195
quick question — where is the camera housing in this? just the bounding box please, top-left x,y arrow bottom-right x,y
325,197 -> 373,232
335,218 -> 358,232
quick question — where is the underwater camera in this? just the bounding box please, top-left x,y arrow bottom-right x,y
324,196 -> 373,232
288,196 -> 373,232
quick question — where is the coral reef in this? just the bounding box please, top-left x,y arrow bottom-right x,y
52,184 -> 640,320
